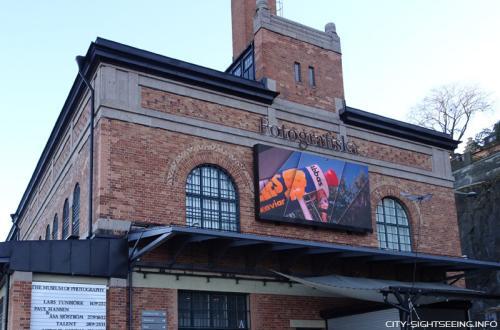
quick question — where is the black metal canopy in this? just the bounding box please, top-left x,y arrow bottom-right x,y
128,226 -> 500,272
0,238 -> 128,278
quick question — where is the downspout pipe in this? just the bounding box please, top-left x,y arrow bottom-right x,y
75,56 -> 95,240
5,271 -> 10,330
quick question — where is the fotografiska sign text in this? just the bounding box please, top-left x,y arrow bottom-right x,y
260,117 -> 358,154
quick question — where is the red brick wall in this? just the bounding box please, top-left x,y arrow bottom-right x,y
131,287 -> 177,329
108,287 -> 128,329
141,87 -> 263,133
254,29 -> 344,112
278,119 -> 433,171
250,294 -> 367,330
8,280 -> 31,330
21,133 -> 94,240
370,173 -> 461,256
231,0 -> 277,59
97,118 -> 460,257
137,90 -> 433,171
17,99 -> 96,240
352,136 -> 432,171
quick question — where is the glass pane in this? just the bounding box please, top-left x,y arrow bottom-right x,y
376,203 -> 384,216
294,62 -> 301,82
244,55 -> 253,70
203,199 -> 220,230
178,292 -> 248,329
186,197 -> 202,227
202,167 -> 219,197
186,166 -> 239,232
192,293 -> 210,327
308,66 -> 315,86
187,168 -> 201,194
384,198 -> 395,209
179,293 -> 191,327
232,65 -> 242,77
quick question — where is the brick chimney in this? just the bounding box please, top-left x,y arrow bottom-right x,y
230,0 -> 344,112
231,0 -> 276,60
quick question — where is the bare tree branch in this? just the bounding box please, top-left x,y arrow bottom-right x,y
408,83 -> 492,147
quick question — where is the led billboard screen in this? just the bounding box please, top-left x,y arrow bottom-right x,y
255,144 -> 372,232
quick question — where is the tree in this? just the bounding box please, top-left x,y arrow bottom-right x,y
409,83 -> 492,143
473,120 -> 500,146
474,128 -> 492,146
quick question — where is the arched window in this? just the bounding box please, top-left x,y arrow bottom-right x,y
52,214 -> 59,240
72,184 -> 80,236
186,165 -> 239,232
62,199 -> 70,239
376,198 -> 412,252
45,224 -> 50,240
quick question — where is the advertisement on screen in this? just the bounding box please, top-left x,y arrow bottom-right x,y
255,144 -> 372,232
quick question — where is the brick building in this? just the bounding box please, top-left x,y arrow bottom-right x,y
1,1 -> 499,329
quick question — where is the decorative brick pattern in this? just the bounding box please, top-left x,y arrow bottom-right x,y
352,136 -> 433,171
21,132 -> 94,240
73,101 -> 90,142
53,137 -> 70,178
141,87 -> 263,133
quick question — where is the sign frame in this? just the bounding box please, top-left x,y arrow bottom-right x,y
253,144 -> 372,233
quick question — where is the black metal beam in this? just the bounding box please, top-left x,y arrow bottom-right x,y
129,227 -> 171,242
130,232 -> 172,261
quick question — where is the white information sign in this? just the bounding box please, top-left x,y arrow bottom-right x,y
30,281 -> 106,330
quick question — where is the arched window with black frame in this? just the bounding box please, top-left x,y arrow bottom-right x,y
72,184 -> 80,236
62,199 -> 70,239
186,165 -> 239,232
376,197 -> 412,252
45,224 -> 50,240
52,214 -> 59,240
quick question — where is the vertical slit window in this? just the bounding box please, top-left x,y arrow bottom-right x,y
72,184 -> 80,237
186,165 -> 239,232
45,225 -> 50,240
62,199 -> 70,239
52,214 -> 59,240
294,62 -> 301,82
308,66 -> 316,87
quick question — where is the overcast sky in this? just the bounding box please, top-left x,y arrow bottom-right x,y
1,0 -> 499,240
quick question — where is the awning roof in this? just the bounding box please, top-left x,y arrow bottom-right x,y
128,226 -> 500,272
0,238 -> 128,278
276,272 -> 495,306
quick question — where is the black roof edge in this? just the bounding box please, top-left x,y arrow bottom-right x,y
92,37 -> 277,104
340,106 -> 461,151
10,37 -> 278,235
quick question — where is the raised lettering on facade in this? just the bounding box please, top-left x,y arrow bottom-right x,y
260,117 -> 358,154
